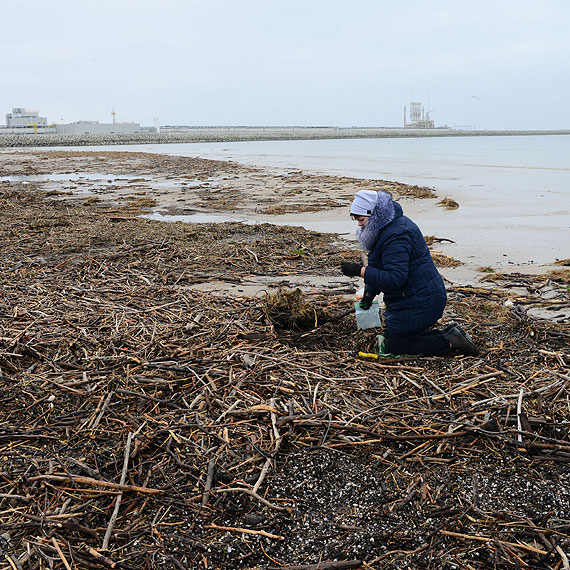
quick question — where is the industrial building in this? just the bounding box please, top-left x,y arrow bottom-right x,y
55,120 -> 141,135
403,101 -> 435,128
5,108 -> 48,129
1,108 -> 141,135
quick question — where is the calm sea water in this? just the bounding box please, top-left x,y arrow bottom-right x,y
73,134 -> 570,192
39,135 -> 570,267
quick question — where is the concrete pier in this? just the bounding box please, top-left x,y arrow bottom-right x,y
1,126 -> 569,148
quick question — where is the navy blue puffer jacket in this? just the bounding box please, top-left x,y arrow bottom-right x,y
361,197 -> 447,335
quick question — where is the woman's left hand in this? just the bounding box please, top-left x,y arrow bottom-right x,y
359,289 -> 375,309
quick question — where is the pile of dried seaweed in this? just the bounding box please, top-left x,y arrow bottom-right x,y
437,197 -> 460,210
0,186 -> 569,570
261,289 -> 334,331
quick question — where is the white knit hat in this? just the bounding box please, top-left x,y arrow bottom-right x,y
350,190 -> 378,216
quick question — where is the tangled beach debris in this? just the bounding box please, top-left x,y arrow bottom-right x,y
0,151 -> 569,569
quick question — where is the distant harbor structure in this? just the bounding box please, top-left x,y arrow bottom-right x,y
55,119 -> 141,135
403,101 -> 435,128
6,108 -> 48,131
1,107 -> 142,135
1,107 -> 565,148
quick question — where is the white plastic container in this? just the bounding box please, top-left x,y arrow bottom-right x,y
354,301 -> 382,330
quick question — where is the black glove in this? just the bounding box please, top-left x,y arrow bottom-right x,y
359,289 -> 375,310
341,261 -> 362,277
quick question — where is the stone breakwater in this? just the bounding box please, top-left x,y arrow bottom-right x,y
1,127 -> 569,148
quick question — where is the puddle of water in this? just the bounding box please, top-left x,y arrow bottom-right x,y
143,211 -> 251,224
0,173 -> 131,183
0,172 -> 212,190
526,306 -> 570,323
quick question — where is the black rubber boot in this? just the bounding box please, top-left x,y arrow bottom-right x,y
443,324 -> 479,356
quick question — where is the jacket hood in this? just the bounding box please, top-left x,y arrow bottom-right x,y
357,191 -> 400,251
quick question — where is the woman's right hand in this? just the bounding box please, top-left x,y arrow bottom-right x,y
340,261 -> 363,277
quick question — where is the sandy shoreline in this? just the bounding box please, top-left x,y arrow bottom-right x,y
1,148 -> 566,289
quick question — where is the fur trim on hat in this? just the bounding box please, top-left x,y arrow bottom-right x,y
357,191 -> 396,251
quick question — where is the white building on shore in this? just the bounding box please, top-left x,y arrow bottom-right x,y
5,108 -> 48,129
1,107 -> 141,135
55,120 -> 141,134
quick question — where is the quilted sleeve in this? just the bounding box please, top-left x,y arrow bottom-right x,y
363,231 -> 411,291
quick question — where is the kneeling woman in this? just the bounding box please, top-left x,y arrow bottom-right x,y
341,190 -> 478,356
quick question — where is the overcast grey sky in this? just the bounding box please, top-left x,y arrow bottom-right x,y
2,0 -> 569,129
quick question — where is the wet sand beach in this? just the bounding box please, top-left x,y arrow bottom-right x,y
1,147 -> 566,286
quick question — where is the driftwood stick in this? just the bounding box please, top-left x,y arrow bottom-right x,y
440,530 -> 547,555
432,372 -> 503,401
213,487 -> 289,511
265,561 -> 363,570
286,420 -> 469,442
3,554 -> 21,570
29,474 -> 162,494
204,523 -> 283,540
0,493 -> 30,502
102,432 -> 134,550
90,391 -> 114,429
517,388 -> 524,444
18,512 -> 98,538
253,397 -> 283,494
471,379 -> 563,408
51,537 -> 73,570
86,547 -> 129,569
398,370 -> 422,390
556,546 -> 570,570
201,457 -> 216,507
253,455 -> 273,495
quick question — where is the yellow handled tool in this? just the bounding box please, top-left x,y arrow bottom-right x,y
358,352 -> 378,359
